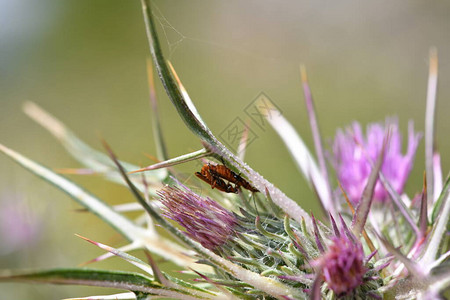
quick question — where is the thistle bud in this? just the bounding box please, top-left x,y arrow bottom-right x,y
158,185 -> 237,250
320,235 -> 366,296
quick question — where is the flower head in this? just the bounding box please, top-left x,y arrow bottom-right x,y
332,119 -> 421,203
158,184 -> 237,250
320,234 -> 366,296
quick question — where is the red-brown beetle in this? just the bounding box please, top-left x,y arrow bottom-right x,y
195,164 -> 238,194
196,163 -> 258,193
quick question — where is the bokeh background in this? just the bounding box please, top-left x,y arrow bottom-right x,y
1,0 -> 449,298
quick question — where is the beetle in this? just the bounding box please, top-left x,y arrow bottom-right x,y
195,164 -> 238,193
196,163 -> 259,193
207,164 -> 259,193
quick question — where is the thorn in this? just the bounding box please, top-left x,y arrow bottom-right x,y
365,249 -> 378,264
128,167 -> 150,174
419,171 -> 428,238
311,214 -> 325,253
338,181 -> 355,214
329,213 -> 340,237
143,152 -> 161,163
144,250 -> 168,286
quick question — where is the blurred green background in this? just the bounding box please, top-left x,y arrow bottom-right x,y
1,0 -> 449,298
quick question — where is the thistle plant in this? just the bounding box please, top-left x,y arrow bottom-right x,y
0,1 -> 449,299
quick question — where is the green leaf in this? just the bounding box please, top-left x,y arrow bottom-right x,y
0,268 -> 158,289
141,0 -> 213,143
0,269 -> 208,300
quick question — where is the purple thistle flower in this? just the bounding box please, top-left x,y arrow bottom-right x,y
318,234 -> 366,296
332,119 -> 421,203
158,185 -> 237,250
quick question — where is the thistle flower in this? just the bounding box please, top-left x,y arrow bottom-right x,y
332,119 -> 421,203
158,184 -> 237,250
310,216 -> 380,298
320,234 -> 366,295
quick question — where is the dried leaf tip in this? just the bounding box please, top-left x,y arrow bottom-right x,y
299,64 -> 308,83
